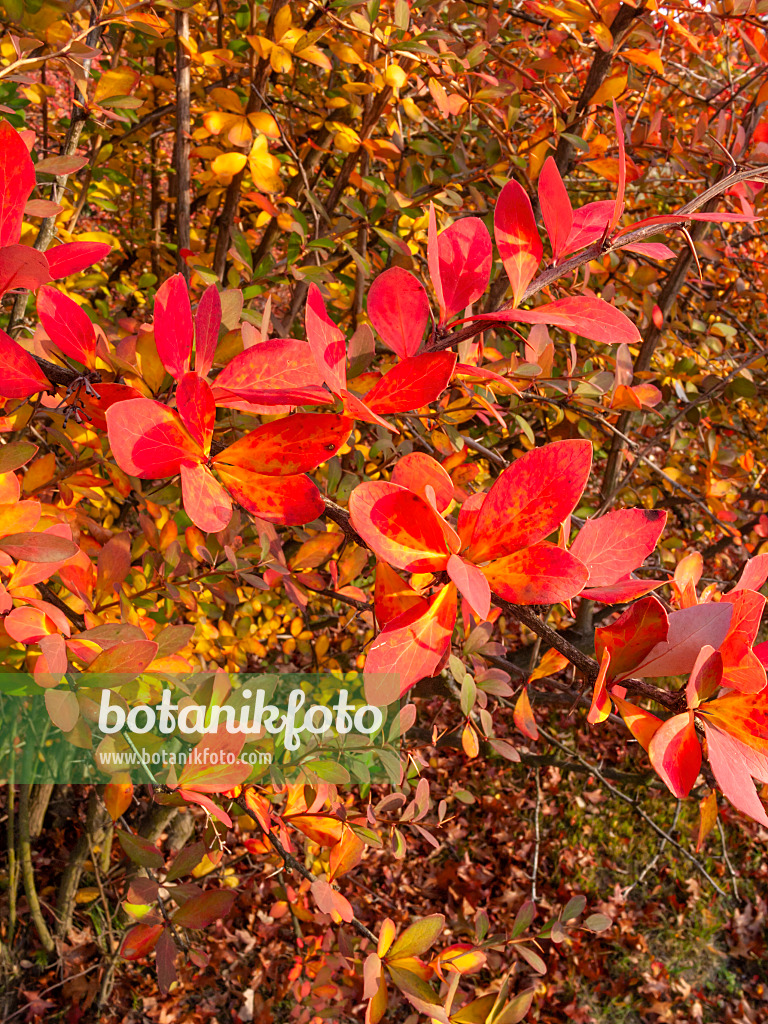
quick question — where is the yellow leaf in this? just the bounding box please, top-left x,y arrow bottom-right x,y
94,67 -> 139,104
227,117 -> 253,147
590,73 -> 627,107
247,35 -> 273,59
462,723 -> 480,758
249,110 -> 280,139
273,4 -> 293,41
590,21 -> 613,51
385,65 -> 408,92
270,44 -> 293,74
622,48 -> 664,74
209,87 -> 243,113
212,151 -> 248,184
203,110 -> 240,135
76,888 -> 100,903
332,123 -> 361,153
22,452 -> 55,493
249,135 -> 282,192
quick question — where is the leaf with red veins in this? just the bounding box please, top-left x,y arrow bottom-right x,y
648,711 -> 701,798
181,463 -> 232,534
37,286 -> 97,368
481,542 -> 589,606
367,267 -> 429,358
212,413 -> 351,475
466,440 -> 592,563
306,283 -> 346,393
363,352 -> 457,415
436,216 -> 492,320
176,372 -> 215,453
105,399 -> 204,479
349,481 -> 459,573
447,554 -> 491,620
154,273 -> 193,378
569,507 -> 667,587
364,584 -> 457,706
494,180 -> 542,307
215,464 -> 324,525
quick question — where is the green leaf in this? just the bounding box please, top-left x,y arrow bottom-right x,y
514,943 -> 546,974
511,899 -> 536,938
584,912 -> 612,933
562,895 -> 586,922
0,440 -> 37,473
117,829 -> 164,869
386,914 -> 445,960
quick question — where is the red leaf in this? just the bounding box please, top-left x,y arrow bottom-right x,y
0,531 -> 78,562
700,720 -> 768,827
368,267 -> 429,358
648,711 -> 701,798
215,464 -> 324,525
176,372 -> 215,452
482,543 -> 589,605
561,200 -> 613,256
154,274 -> 193,378
37,285 -> 96,368
364,584 -> 457,704
306,284 -> 346,393
85,639 -> 159,679
120,923 -> 164,960
718,633 -> 766,694
155,928 -> 178,996
374,562 -> 428,627
177,729 -> 250,792
569,508 -> 667,587
364,352 -> 457,414
466,439 -> 592,563
427,202 -> 446,322
0,120 -> 35,246
181,463 -> 232,534
105,399 -> 203,478
349,481 -> 460,572
581,576 -> 665,603
45,241 -> 111,279
594,595 -> 669,683
469,295 -> 641,346
734,554 -> 768,593
391,453 -> 454,513
194,284 -> 221,376
630,603 -> 733,679
213,337 -> 324,402
514,686 -> 539,740
0,245 -> 51,295
538,157 -> 573,261
212,413 -> 352,475
78,381 -> 144,431
494,180 -> 542,307
0,327 -> 50,398
610,101 -> 626,232
447,553 -> 491,620
436,217 -> 492,320
620,242 -> 676,260
172,889 -> 236,929
722,587 -> 765,642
